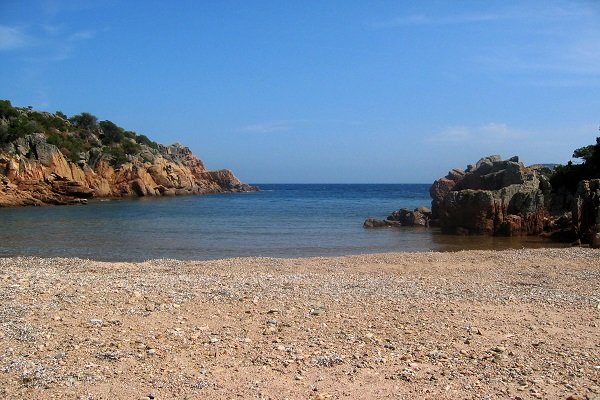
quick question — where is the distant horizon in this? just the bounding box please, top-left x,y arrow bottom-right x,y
1,1 -> 598,183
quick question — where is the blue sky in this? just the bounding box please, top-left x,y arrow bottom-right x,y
1,0 -> 599,183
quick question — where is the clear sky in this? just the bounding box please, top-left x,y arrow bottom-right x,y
1,0 -> 599,183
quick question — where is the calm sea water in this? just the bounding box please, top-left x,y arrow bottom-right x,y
0,184 -> 560,261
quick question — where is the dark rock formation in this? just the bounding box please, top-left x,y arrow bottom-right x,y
431,155 -> 552,236
363,206 -> 432,229
363,218 -> 401,228
572,179 -> 600,247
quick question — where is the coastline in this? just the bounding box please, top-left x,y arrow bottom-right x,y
1,248 -> 598,399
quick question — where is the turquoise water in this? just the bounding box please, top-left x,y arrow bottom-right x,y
0,184 -> 558,261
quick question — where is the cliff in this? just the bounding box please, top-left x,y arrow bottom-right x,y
0,101 -> 256,206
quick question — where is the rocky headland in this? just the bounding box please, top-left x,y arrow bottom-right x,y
365,151 -> 600,247
0,101 -> 256,207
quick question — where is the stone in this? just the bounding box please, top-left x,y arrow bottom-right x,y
572,179 -> 600,245
431,156 -> 551,236
363,218 -> 400,228
592,232 -> 600,249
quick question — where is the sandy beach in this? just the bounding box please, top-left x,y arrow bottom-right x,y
0,248 -> 598,399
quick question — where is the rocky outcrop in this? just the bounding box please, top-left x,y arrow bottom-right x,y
431,155 -> 552,236
363,206 -> 432,229
0,133 -> 256,207
572,179 -> 600,247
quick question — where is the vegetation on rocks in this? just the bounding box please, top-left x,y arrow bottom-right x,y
0,100 -> 256,206
551,137 -> 600,193
0,99 -> 158,166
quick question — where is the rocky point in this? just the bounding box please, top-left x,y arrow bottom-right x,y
0,103 -> 256,207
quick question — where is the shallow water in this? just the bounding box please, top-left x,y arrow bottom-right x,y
0,184 -> 563,261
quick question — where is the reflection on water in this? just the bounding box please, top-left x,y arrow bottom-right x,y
429,230 -> 566,252
0,184 -> 566,261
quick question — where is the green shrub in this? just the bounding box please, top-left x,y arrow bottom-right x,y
99,120 -> 125,144
70,112 -> 98,130
122,140 -> 141,155
135,134 -> 159,149
104,146 -> 128,166
550,137 -> 600,193
47,132 -> 86,162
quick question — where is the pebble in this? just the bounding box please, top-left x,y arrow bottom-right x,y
263,326 -> 277,335
492,346 -> 506,353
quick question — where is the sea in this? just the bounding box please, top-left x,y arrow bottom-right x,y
0,184 -> 561,261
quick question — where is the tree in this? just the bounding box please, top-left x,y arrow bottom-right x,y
0,100 -> 18,119
99,120 -> 125,144
69,112 -> 98,130
551,136 -> 600,193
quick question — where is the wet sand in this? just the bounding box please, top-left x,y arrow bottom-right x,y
0,248 -> 598,399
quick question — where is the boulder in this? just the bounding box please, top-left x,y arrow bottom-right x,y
363,218 -> 401,228
572,179 -> 600,245
387,208 -> 429,227
51,179 -> 94,198
430,168 -> 464,219
366,206 -> 432,229
431,156 -> 552,236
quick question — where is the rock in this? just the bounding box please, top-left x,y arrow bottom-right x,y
592,232 -> 600,249
51,179 -> 94,198
363,218 -> 401,228
572,179 -> 600,245
416,206 -> 431,214
431,156 -> 551,236
0,133 -> 257,207
388,208 -> 428,227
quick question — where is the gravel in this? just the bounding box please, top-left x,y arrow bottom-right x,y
0,248 -> 598,399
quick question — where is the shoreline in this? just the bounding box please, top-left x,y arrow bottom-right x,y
0,233 -> 570,263
1,248 -> 598,399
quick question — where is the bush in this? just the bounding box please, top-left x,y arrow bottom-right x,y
0,100 -> 18,119
70,112 -> 98,130
550,137 -> 600,193
47,133 -> 86,162
135,134 -> 159,149
105,146 -> 128,166
99,120 -> 125,144
122,140 -> 141,155
0,116 -> 39,143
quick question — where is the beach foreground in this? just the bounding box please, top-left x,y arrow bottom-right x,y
0,249 -> 598,399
